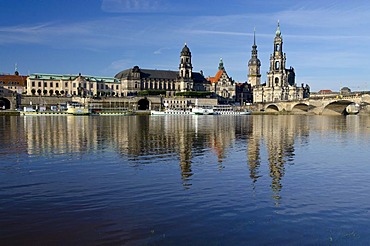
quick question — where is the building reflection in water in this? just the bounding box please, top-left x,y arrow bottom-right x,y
19,115 -> 370,201
247,116 -> 311,204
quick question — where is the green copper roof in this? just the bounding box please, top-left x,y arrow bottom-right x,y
29,73 -> 119,83
276,21 -> 281,36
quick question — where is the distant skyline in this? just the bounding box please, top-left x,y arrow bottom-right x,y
1,0 -> 370,92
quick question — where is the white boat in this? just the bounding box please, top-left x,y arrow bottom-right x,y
191,105 -> 215,115
151,108 -> 193,115
20,110 -> 69,116
213,105 -> 251,115
90,108 -> 134,116
20,102 -> 90,116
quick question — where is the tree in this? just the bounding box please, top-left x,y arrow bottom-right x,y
37,89 -> 42,95
55,90 -> 60,96
31,89 -> 36,95
43,89 -> 47,95
49,89 -> 53,96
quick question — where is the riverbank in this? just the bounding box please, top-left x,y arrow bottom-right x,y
0,111 -> 19,116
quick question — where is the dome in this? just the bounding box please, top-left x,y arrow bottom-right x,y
248,57 -> 261,66
181,43 -> 191,56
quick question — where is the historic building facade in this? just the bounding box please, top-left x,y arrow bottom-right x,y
115,44 -> 211,97
24,44 -> 211,99
0,67 -> 27,96
207,58 -> 236,103
250,23 -> 309,103
26,73 -> 119,97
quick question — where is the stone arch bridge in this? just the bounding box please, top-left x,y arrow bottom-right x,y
257,94 -> 370,115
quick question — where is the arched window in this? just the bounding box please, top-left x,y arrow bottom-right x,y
275,61 -> 280,70
275,77 -> 279,85
276,44 -> 280,51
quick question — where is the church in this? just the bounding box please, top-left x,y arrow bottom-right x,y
115,44 -> 211,97
248,22 -> 310,103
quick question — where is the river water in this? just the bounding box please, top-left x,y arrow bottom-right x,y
1,115 -> 370,245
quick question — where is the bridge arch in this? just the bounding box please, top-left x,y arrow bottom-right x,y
0,98 -> 11,110
322,100 -> 355,115
291,103 -> 309,114
265,104 -> 280,113
137,97 -> 150,110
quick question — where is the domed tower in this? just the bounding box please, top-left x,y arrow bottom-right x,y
248,29 -> 261,87
179,43 -> 193,79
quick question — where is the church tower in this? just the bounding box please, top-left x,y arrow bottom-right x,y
179,43 -> 193,79
179,43 -> 193,91
267,21 -> 287,88
248,29 -> 261,87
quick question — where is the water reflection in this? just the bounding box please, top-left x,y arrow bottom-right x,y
4,115 -> 370,200
247,116 -> 309,203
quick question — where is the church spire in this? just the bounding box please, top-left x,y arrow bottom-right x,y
248,28 -> 261,87
218,57 -> 224,70
14,63 -> 19,76
253,27 -> 256,46
276,20 -> 281,37
251,28 -> 258,58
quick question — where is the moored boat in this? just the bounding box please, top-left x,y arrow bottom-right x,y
20,102 -> 90,116
65,102 -> 90,115
191,105 -> 215,115
213,105 -> 251,115
151,108 -> 193,115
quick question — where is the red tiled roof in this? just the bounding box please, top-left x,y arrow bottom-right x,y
207,70 -> 223,83
0,74 -> 28,86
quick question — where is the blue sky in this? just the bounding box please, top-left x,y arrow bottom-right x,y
1,0 -> 370,92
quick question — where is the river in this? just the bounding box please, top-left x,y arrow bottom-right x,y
1,114 -> 370,245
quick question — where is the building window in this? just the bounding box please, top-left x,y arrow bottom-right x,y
56,82 -> 59,88
276,44 -> 280,51
32,81 -> 35,87
38,82 -> 41,87
65,82 -> 68,87
275,61 -> 280,70
73,83 -> 76,88
50,82 -> 53,87
44,82 -> 47,87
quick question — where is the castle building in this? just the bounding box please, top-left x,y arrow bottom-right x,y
250,22 -> 309,103
115,44 -> 211,97
207,58 -> 236,103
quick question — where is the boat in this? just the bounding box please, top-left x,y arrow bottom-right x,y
151,108 -> 193,115
91,109 -> 134,116
191,105 -> 215,115
65,102 -> 90,115
20,102 -> 90,116
20,110 -> 69,116
213,105 -> 251,115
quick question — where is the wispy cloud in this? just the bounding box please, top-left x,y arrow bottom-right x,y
153,47 -> 172,55
101,0 -> 163,13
